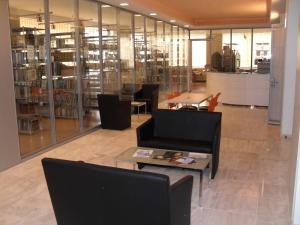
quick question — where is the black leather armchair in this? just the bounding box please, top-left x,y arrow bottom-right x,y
42,158 -> 193,225
136,109 -> 222,179
97,94 -> 131,130
134,84 -> 159,113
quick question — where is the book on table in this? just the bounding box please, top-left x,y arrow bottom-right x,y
133,149 -> 153,158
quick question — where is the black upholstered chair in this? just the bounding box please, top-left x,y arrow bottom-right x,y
134,84 -> 159,113
136,109 -> 222,179
97,94 -> 131,130
42,158 -> 193,225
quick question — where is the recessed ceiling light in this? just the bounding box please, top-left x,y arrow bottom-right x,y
149,12 -> 157,16
184,25 -> 190,28
157,20 -> 163,23
120,3 -> 129,6
173,25 -> 177,28
101,4 -> 111,8
170,19 -> 176,23
134,14 -> 141,17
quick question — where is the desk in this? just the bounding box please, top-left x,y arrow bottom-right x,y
166,92 -> 212,108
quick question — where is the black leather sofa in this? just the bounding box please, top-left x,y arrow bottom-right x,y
136,109 -> 222,178
97,94 -> 131,130
134,84 -> 159,113
42,158 -> 193,225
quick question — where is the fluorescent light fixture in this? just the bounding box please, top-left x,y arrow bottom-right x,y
170,19 -> 176,23
184,25 -> 190,28
102,4 -> 111,8
120,3 -> 129,6
157,20 -> 163,23
135,14 -> 142,17
149,12 -> 157,16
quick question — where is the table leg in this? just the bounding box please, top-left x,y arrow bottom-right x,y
137,106 -> 140,120
199,170 -> 203,206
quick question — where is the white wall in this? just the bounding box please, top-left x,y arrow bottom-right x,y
281,0 -> 300,136
290,2 -> 300,223
0,0 -> 21,170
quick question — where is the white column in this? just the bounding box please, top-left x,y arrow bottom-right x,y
281,0 -> 300,136
292,131 -> 300,224
0,0 -> 21,170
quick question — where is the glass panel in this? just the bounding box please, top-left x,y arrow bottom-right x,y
183,29 -> 189,91
232,29 -> 252,71
102,5 -> 118,94
211,29 -> 230,72
171,26 -> 179,92
192,30 -> 210,69
178,28 -> 185,92
119,10 -> 135,99
145,18 -> 156,83
190,30 -> 209,40
79,0 -> 100,129
156,21 -> 165,90
134,14 -> 146,85
50,0 -> 80,141
164,23 -> 171,92
9,0 -> 52,157
253,28 -> 271,73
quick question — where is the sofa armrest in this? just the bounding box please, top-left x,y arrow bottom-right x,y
210,121 -> 221,179
170,175 -> 193,225
136,118 -> 154,145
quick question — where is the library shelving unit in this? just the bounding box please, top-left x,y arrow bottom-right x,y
81,31 -> 101,110
11,27 -> 45,134
50,32 -> 79,119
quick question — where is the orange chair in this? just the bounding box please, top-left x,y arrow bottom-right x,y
166,92 -> 181,109
200,92 -> 221,112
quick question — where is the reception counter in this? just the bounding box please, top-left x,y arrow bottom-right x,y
206,72 -> 270,106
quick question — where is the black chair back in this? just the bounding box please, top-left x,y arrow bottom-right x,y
42,158 -> 172,225
97,94 -> 131,130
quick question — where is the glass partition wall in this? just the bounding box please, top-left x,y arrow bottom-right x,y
8,0 -> 190,157
192,28 -> 271,73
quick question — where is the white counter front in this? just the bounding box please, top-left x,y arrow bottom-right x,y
206,72 -> 270,106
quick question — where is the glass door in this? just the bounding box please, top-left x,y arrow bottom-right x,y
102,5 -> 119,94
134,14 -> 146,85
119,10 -> 135,99
79,0 -> 101,129
9,0 -> 53,157
50,0 -> 80,141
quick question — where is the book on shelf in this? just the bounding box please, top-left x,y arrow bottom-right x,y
132,149 -> 153,158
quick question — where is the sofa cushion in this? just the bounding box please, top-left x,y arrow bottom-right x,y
139,137 -> 212,153
153,109 -> 221,142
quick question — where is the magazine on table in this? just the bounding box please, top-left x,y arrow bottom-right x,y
188,152 -> 208,159
133,149 -> 153,158
174,157 -> 196,164
153,151 -> 183,160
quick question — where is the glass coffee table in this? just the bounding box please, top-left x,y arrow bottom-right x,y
115,146 -> 212,205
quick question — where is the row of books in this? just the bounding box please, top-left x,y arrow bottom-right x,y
14,68 -> 37,81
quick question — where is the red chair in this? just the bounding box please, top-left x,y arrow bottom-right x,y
199,92 -> 221,112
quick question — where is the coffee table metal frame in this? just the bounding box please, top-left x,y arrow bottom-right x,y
115,146 -> 212,205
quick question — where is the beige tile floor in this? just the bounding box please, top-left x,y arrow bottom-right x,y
0,103 -> 292,225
